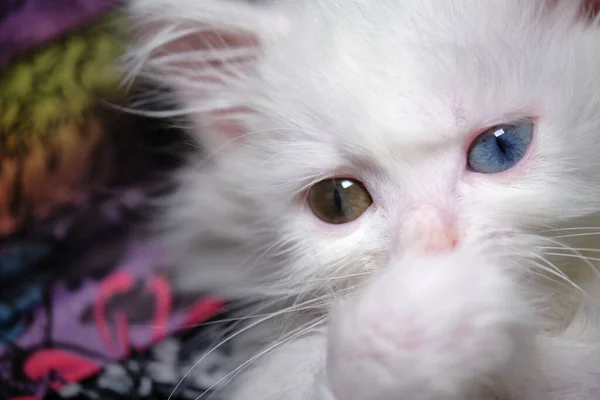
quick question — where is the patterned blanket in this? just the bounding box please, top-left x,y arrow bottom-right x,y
0,2 -> 234,399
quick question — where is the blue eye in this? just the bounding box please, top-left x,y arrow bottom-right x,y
467,121 -> 533,174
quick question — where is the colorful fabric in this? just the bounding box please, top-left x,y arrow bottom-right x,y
0,13 -> 126,236
0,0 -> 122,68
0,3 -> 235,400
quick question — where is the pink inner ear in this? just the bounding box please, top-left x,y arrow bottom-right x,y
545,0 -> 600,20
143,23 -> 260,79
138,24 -> 261,140
208,106 -> 254,139
581,0 -> 600,19
161,29 -> 258,64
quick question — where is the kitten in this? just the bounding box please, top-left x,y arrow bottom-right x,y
127,0 -> 600,399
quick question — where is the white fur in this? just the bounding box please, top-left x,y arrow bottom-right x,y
126,0 -> 600,398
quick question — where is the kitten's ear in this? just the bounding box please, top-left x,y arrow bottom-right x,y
126,0 -> 290,149
550,0 -> 600,20
581,0 -> 600,18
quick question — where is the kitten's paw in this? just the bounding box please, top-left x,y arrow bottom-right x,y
323,251 -> 533,400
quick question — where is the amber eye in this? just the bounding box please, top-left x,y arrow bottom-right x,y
307,178 -> 373,224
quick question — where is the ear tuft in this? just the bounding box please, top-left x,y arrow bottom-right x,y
124,0 -> 290,146
125,0 -> 288,83
545,0 -> 600,22
581,0 -> 600,19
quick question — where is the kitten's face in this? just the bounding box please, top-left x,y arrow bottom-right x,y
131,0 -> 600,301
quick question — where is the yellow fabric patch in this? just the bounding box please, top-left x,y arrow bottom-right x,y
0,12 -> 129,235
0,13 -> 126,134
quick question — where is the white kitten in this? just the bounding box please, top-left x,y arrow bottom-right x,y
127,0 -> 600,398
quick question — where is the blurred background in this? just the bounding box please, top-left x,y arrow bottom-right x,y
0,2 -> 236,399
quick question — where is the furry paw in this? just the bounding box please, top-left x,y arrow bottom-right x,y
322,250 -> 533,400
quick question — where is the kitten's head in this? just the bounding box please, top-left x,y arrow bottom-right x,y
128,0 -> 600,307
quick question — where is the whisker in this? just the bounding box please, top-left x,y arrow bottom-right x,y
538,243 -> 600,280
541,246 -> 600,254
527,261 -> 584,294
166,296 -> 329,400
527,252 -> 587,296
291,271 -> 371,284
544,252 -> 600,265
184,296 -> 330,358
539,227 -> 600,233
199,317 -> 327,400
549,232 -> 600,240
167,311 -> 280,400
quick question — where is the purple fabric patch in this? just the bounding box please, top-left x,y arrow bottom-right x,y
0,0 -> 122,67
0,237 -> 225,399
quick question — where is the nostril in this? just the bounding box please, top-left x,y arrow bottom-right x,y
426,226 -> 458,253
399,204 -> 458,253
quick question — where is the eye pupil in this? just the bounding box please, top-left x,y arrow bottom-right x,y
496,136 -> 507,154
333,188 -> 343,214
307,178 -> 373,224
467,121 -> 533,174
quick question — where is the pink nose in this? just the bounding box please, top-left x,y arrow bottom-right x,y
401,204 -> 457,253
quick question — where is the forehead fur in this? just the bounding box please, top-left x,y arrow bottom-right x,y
255,0 -> 595,146
129,0 -> 600,155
